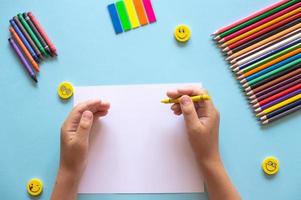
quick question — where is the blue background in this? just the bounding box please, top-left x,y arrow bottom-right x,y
1,0 -> 301,199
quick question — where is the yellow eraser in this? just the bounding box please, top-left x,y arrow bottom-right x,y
174,24 -> 191,43
58,81 -> 74,100
27,178 -> 43,196
262,156 -> 279,175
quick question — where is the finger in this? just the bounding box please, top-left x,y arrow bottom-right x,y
63,100 -> 110,132
171,104 -> 181,113
179,95 -> 201,132
177,86 -> 205,96
166,89 -> 181,99
76,111 -> 94,142
174,110 -> 182,115
94,110 -> 109,118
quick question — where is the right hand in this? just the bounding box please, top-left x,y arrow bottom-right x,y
167,86 -> 221,167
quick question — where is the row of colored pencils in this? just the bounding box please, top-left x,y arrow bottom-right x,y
212,0 -> 301,125
9,12 -> 57,83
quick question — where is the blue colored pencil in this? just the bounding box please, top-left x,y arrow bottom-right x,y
245,53 -> 301,81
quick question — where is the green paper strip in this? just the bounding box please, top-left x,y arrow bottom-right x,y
116,1 -> 132,31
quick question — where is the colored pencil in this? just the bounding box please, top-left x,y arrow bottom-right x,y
241,54 -> 301,84
244,67 -> 301,94
243,63 -> 300,89
226,23 -> 301,57
13,16 -> 43,61
23,13 -> 51,56
260,99 -> 301,120
254,89 -> 301,112
237,44 -> 301,75
219,5 -> 301,44
215,0 -> 299,39
252,80 -> 301,106
238,49 -> 301,78
261,103 -> 301,125
8,38 -> 37,83
257,93 -> 301,117
251,83 -> 301,106
28,12 -> 57,56
213,0 -> 291,36
9,27 -> 40,72
232,38 -> 301,70
18,13 -> 49,57
227,17 -> 301,54
224,12 -> 301,51
247,73 -> 301,97
243,58 -> 301,86
9,19 -> 39,63
227,29 -> 301,61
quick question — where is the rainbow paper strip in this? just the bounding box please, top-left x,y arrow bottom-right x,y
108,0 -> 156,34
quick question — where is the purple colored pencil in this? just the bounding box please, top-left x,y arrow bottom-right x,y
259,89 -> 301,111
250,73 -> 301,98
8,38 -> 37,83
254,78 -> 301,102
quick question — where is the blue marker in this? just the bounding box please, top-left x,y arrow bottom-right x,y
108,3 -> 123,34
9,19 -> 39,62
238,38 -> 301,71
246,53 -> 301,81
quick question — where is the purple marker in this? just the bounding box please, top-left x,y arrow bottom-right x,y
9,38 -> 37,83
261,89 -> 301,110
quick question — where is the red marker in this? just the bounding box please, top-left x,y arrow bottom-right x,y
27,12 -> 57,56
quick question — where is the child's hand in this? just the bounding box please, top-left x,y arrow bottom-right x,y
60,100 -> 110,176
51,100 -> 110,200
167,86 -> 220,167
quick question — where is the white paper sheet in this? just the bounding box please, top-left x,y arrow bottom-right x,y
75,83 -> 204,194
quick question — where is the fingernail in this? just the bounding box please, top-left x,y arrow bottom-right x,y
180,96 -> 191,105
82,111 -> 93,120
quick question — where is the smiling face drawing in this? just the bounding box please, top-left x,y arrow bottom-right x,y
262,157 -> 279,175
27,178 -> 43,196
174,25 -> 191,43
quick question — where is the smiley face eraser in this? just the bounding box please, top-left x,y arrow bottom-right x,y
27,178 -> 43,196
262,156 -> 279,175
174,24 -> 191,43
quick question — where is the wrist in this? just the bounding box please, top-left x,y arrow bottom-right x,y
57,165 -> 82,185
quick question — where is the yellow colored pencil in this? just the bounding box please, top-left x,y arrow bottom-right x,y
257,94 -> 301,116
161,94 -> 210,104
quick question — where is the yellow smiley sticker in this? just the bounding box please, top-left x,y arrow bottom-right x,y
58,81 -> 74,100
174,24 -> 191,43
27,178 -> 43,196
262,156 -> 279,175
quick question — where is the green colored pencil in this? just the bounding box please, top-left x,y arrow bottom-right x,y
240,43 -> 301,73
17,14 -> 49,57
248,58 -> 301,86
218,0 -> 299,38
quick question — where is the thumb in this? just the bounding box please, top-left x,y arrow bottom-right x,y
76,111 -> 94,141
180,95 -> 200,131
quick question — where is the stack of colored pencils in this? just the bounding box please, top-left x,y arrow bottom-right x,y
212,0 -> 301,125
8,12 -> 57,83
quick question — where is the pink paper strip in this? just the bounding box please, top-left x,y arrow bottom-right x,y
142,0 -> 156,23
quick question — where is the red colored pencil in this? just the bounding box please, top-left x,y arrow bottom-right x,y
27,12 -> 57,56
213,0 -> 291,35
219,3 -> 301,43
226,12 -> 301,50
252,83 -> 301,106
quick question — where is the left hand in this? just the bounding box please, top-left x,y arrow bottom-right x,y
59,100 -> 110,177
